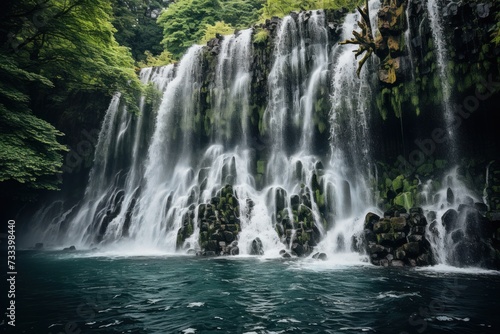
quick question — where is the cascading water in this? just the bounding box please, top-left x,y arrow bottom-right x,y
25,66 -> 175,249
419,166 -> 494,268
26,6 -> 382,259
426,0 -> 457,159
314,0 -> 381,257
24,0 -> 493,268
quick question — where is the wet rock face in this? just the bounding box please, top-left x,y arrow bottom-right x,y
177,185 -> 242,256
363,206 -> 435,267
439,204 -> 500,269
249,237 -> 264,255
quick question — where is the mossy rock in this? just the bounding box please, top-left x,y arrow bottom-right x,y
394,192 -> 414,211
390,216 -> 407,232
416,163 -> 434,176
392,175 -> 405,192
257,160 -> 266,174
374,220 -> 392,233
364,212 -> 381,230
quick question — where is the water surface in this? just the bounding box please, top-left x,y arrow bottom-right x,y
10,251 -> 500,333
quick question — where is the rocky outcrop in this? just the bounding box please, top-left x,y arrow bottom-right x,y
340,0 -> 408,84
362,206 -> 435,267
176,185 -> 242,256
435,203 -> 500,269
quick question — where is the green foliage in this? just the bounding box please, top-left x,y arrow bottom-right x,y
394,192 -> 414,210
253,28 -> 270,44
158,0 -> 263,58
3,0 -> 142,108
112,0 -> 167,62
158,0 -> 222,58
416,163 -> 433,177
222,0 -> 264,27
137,50 -> 175,67
259,0 -> 363,20
0,54 -> 68,190
492,4 -> 500,45
0,0 -> 142,194
144,82 -> 163,110
200,21 -> 235,44
392,175 -> 404,192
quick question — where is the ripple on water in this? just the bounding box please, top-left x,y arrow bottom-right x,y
16,252 -> 500,334
376,291 -> 421,299
187,302 -> 205,308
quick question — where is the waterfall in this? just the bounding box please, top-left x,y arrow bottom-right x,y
26,6 -> 381,258
27,0 -> 492,267
422,168 -> 485,266
211,29 -> 253,146
314,0 -> 381,256
426,0 -> 457,159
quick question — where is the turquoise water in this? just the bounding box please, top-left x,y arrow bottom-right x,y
7,251 -> 500,333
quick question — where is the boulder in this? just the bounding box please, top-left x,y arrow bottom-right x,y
395,249 -> 406,260
442,209 -> 459,232
223,231 -> 235,243
374,220 -> 391,233
411,226 -> 426,235
390,216 -> 408,232
377,233 -> 395,246
364,212 -> 381,230
291,243 -> 305,257
451,229 -> 465,243
249,237 -> 264,255
230,246 -> 239,255
416,253 -> 432,266
368,242 -> 387,255
408,234 -> 423,243
447,187 -> 455,205
474,202 -> 488,214
363,229 -> 377,243
403,242 -> 420,257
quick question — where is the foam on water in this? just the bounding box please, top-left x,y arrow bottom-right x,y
416,264 -> 500,275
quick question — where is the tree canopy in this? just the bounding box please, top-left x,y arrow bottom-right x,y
0,0 -> 142,196
157,0 -> 263,59
112,0 -> 169,62
259,0 -> 364,20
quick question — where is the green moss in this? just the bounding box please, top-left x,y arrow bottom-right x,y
392,175 -> 404,192
416,163 -> 434,176
253,28 -> 269,44
257,160 -> 266,174
317,121 -> 327,134
315,189 -> 325,208
394,192 -> 414,211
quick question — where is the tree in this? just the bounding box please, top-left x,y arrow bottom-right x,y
0,54 -> 67,194
219,0 -> 263,28
112,0 -> 169,62
200,21 -> 235,44
259,0 -> 363,19
157,0 -> 264,59
158,0 -> 222,58
0,0 -> 142,198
